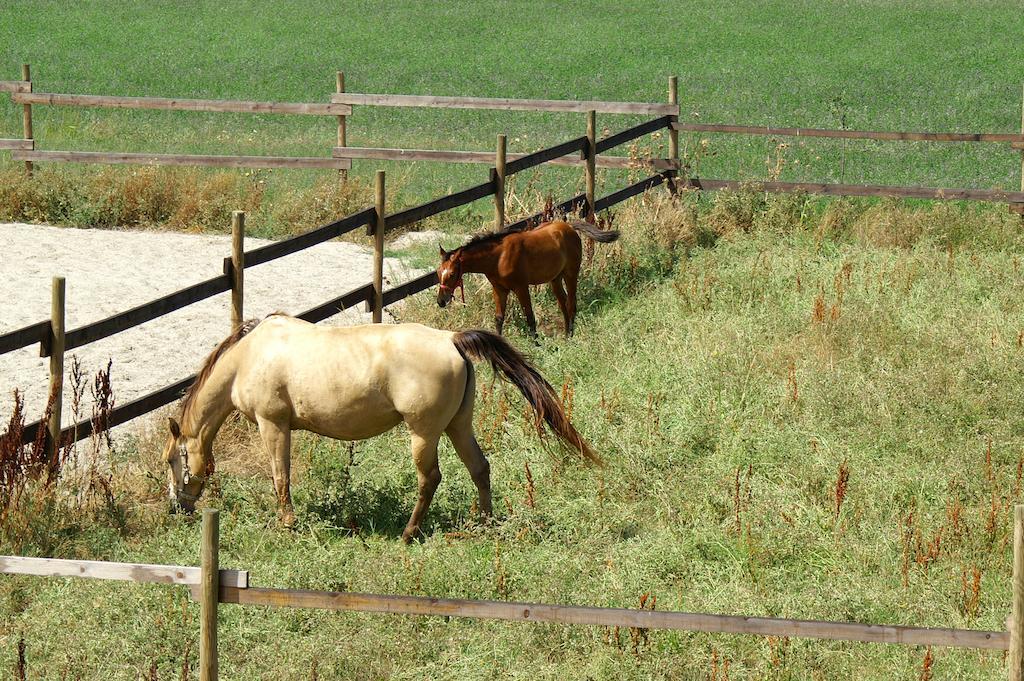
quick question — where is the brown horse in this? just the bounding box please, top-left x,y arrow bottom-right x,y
437,220 -> 619,337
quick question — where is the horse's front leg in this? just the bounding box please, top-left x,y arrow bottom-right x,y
512,285 -> 537,337
257,415 -> 296,528
489,282 -> 509,336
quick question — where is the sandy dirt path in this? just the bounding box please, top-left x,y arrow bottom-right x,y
0,222 -> 424,437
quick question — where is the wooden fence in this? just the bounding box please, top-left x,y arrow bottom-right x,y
0,109 -> 676,448
3,507 -> 1024,679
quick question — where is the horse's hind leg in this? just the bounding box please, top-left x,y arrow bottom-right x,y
445,397 -> 492,518
489,281 -> 510,335
564,260 -> 580,337
256,415 -> 295,528
403,431 -> 442,544
549,277 -> 571,338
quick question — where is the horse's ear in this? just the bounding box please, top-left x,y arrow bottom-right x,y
167,417 -> 181,439
439,245 -> 449,260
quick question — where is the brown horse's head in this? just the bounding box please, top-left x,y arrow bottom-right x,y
162,416 -> 208,514
436,246 -> 464,308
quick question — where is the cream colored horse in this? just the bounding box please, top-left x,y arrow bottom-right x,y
163,314 -> 598,542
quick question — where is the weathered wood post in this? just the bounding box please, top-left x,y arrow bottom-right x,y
585,110 -> 596,222
200,509 -> 220,681
337,71 -> 348,183
668,75 -> 679,193
372,170 -> 385,323
21,63 -> 33,176
230,211 -> 244,332
1018,83 -> 1023,219
494,134 -> 507,229
1011,504 -> 1024,681
45,276 -> 65,459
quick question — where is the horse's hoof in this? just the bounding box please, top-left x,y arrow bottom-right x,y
281,511 -> 297,529
401,530 -> 415,544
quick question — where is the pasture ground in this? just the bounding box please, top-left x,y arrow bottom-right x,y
3,2 -> 1024,678
2,192 -> 1024,679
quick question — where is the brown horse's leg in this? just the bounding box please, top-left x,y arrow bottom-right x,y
490,282 -> 509,335
512,285 -> 537,337
257,415 -> 295,528
403,432 -> 442,543
564,263 -> 580,337
549,277 -> 571,337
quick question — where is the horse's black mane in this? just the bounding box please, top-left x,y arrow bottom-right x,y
459,223 -> 535,252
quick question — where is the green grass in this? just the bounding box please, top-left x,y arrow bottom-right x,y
1,0 -> 1022,214
3,193 -> 1024,678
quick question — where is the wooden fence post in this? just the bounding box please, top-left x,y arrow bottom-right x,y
21,63 -> 33,176
200,509 -> 220,681
1012,505 -> 1024,681
337,71 -> 348,183
372,170 -> 385,323
585,110 -> 596,222
495,134 -> 506,228
230,211 -> 245,331
668,75 -> 679,192
46,276 -> 65,459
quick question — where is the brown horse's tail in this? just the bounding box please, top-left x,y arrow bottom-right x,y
568,220 -> 620,243
452,330 -> 602,466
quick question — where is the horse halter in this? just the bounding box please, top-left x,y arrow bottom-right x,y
439,273 -> 466,303
174,442 -> 202,504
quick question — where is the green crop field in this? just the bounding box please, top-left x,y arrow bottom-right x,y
2,2 -> 1024,679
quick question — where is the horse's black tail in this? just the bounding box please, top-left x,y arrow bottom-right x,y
568,220 -> 620,243
452,330 -> 602,466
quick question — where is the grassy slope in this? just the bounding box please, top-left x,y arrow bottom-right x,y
2,198 -> 1024,679
1,0 -> 1022,206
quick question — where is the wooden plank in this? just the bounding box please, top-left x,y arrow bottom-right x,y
0,139 -> 33,150
0,80 -> 30,93
382,271 -> 439,307
243,207 -> 375,268
21,374 -> 196,446
505,136 -> 588,175
12,150 -> 351,170
1013,505 -> 1024,680
672,121 -> 1024,143
385,181 -> 495,230
1010,204 -> 1024,215
0,320 -> 50,355
62,274 -> 232,353
332,92 -> 678,115
12,91 -> 351,116
333,146 -> 672,170
211,586 -> 1008,650
0,555 -> 248,588
595,172 -> 670,212
199,510 -> 219,681
680,177 -> 1024,203
595,115 -> 674,154
297,283 -> 375,325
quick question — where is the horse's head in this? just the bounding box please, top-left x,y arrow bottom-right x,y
436,246 -> 464,308
163,416 -> 208,514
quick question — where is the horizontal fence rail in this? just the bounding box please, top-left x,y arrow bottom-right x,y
242,208 -> 375,268
61,274 -> 232,354
12,150 -> 352,170
0,80 -> 30,93
681,177 -> 1024,203
12,91 -> 351,116
332,146 -> 674,170
0,138 -> 33,150
386,181 -> 496,230
208,585 -> 1008,651
21,373 -> 196,446
504,136 -> 588,176
0,320 -> 50,355
332,92 -> 678,116
673,121 -> 1024,143
0,556 -> 248,588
